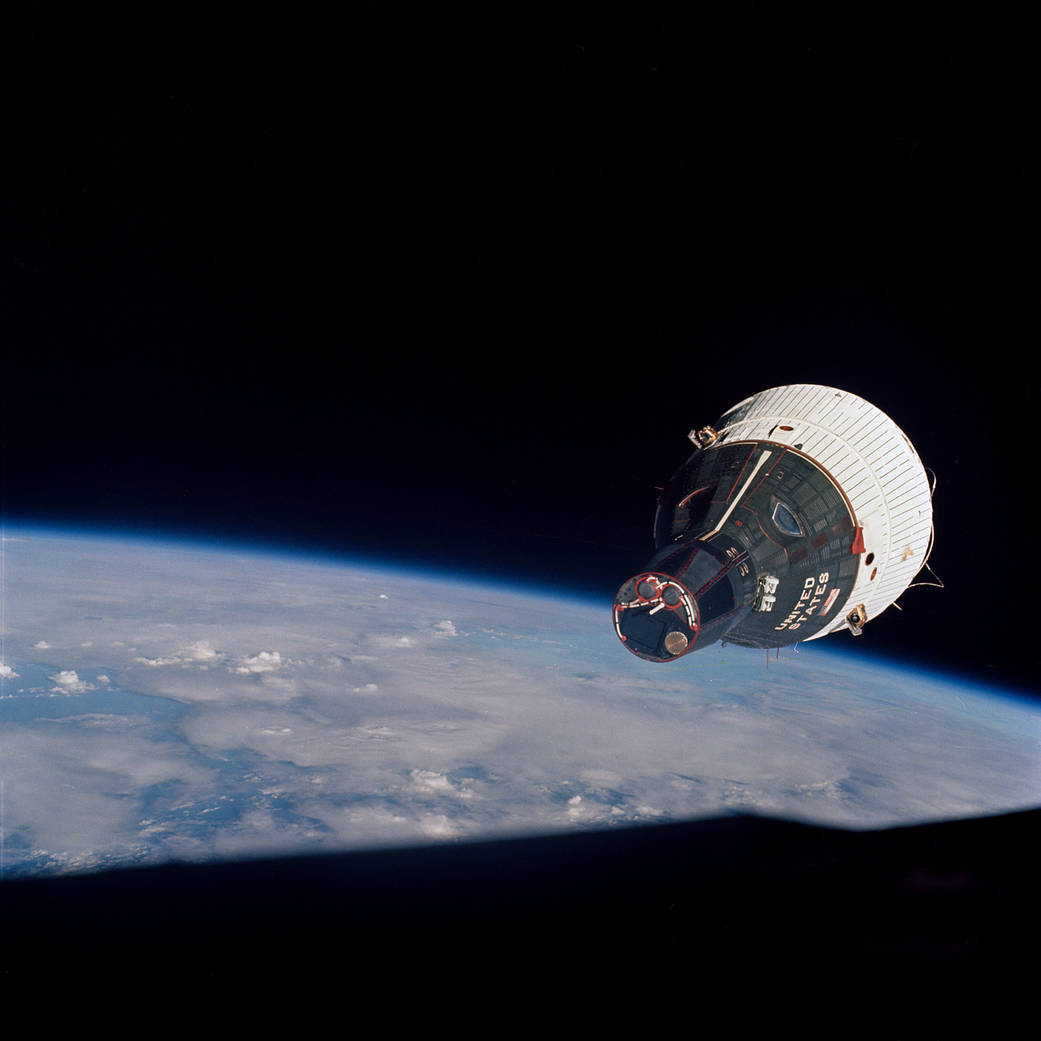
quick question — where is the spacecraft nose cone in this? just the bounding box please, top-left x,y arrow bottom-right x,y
612,572 -> 700,662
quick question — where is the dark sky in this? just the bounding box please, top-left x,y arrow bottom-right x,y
2,6 -> 1037,695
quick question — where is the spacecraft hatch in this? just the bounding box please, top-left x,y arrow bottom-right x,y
613,385 -> 936,661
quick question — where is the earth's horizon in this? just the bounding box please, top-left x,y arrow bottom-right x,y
2,526 -> 1038,879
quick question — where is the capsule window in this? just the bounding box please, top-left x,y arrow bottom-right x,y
670,484 -> 717,538
772,501 -> 803,537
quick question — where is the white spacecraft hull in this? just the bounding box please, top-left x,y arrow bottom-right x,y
713,386 -> 933,639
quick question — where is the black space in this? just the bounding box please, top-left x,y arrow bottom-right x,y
0,18 -> 1036,668
1,6 -> 1038,1004
3,808 -> 1038,1017
6,7 -> 1035,692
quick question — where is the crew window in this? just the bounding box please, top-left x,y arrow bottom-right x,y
772,501 -> 803,537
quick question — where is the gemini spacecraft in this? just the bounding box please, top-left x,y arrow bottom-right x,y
613,385 -> 936,662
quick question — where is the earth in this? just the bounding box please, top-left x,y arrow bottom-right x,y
1,528 -> 1038,878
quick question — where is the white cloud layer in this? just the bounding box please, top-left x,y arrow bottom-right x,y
2,530 -> 1040,880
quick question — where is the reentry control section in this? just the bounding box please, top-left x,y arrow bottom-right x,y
613,572 -> 700,662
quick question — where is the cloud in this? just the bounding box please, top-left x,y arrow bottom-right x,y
7,531 -> 1040,878
49,669 -> 93,694
234,650 -> 284,674
182,641 -> 218,661
409,769 -> 457,794
372,635 -> 414,649
130,642 -> 223,669
407,769 -> 476,803
418,814 -> 463,839
34,640 -> 50,650
0,722 -> 214,874
0,662 -> 19,679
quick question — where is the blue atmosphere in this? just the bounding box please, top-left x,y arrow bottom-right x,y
2,524 -> 1039,879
